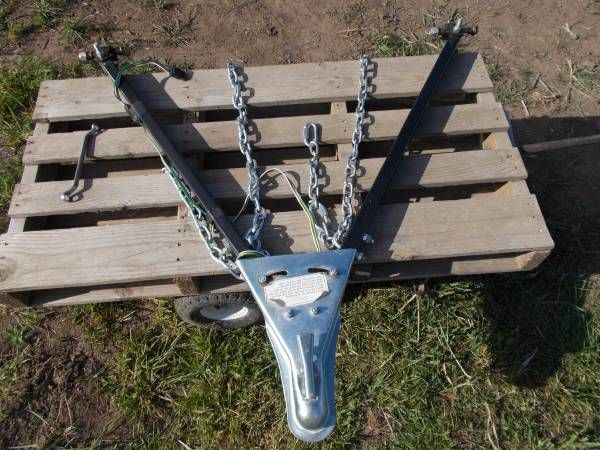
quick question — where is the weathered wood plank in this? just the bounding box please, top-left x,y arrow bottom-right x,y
7,123 -> 50,235
24,102 -> 509,165
29,280 -> 182,307
28,251 -> 544,306
0,195 -> 554,292
10,148 -> 527,218
33,53 -> 492,122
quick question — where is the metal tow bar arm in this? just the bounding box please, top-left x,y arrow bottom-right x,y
84,19 -> 476,442
343,18 -> 477,251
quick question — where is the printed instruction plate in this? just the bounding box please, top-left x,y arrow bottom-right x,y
264,273 -> 329,306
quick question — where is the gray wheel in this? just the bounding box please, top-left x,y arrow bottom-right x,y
174,292 -> 262,330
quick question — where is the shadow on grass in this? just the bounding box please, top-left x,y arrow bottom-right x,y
481,115 -> 600,387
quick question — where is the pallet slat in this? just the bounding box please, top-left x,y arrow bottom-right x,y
28,251 -> 547,307
25,102 -> 508,165
10,148 -> 527,218
33,53 -> 492,122
0,195 -> 553,292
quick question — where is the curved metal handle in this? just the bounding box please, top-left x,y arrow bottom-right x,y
61,123 -> 100,202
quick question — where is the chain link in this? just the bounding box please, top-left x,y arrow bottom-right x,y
159,160 -> 243,278
151,62 -> 271,279
306,54 -> 370,249
227,62 -> 267,251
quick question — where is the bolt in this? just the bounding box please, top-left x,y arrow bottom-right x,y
453,17 -> 463,33
361,233 -> 375,244
355,252 -> 365,262
287,310 -> 295,319
259,275 -> 268,285
328,268 -> 338,277
426,26 -> 440,36
311,306 -> 320,315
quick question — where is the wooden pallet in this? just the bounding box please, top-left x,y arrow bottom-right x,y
0,53 -> 554,307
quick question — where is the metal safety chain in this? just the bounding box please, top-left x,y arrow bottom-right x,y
148,62 -> 270,279
227,62 -> 267,251
157,144 -> 244,278
305,54 -> 370,249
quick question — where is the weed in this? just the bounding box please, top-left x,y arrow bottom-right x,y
340,2 -> 366,25
33,0 -> 65,27
153,13 -> 194,47
143,0 -> 169,10
371,33 -> 441,57
0,58 -> 54,149
6,19 -> 36,44
4,325 -> 27,348
0,0 -> 16,32
60,16 -> 91,46
495,78 -> 530,105
571,65 -> 600,100
0,58 -> 53,228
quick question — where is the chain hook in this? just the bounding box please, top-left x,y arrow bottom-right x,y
303,122 -> 319,147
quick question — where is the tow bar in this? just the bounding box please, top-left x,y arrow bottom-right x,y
80,18 -> 476,442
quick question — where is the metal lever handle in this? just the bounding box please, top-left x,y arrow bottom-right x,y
61,123 -> 100,202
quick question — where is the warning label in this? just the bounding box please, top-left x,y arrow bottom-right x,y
264,273 -> 329,306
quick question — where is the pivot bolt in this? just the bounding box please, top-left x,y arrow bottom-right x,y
259,275 -> 268,285
361,233 -> 375,244
328,268 -> 338,277
311,306 -> 320,315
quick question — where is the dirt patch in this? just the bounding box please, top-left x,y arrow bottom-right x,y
0,311 -> 125,448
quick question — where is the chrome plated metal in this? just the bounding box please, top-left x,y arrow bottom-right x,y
61,123 -> 100,202
227,62 -> 267,251
304,54 -> 371,250
237,249 -> 356,442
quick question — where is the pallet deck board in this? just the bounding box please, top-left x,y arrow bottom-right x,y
27,251 -> 542,307
24,102 -> 508,165
33,53 -> 492,122
10,148 -> 526,218
0,195 -> 553,292
0,52 -> 555,306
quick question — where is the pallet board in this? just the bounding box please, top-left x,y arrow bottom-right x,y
0,53 -> 553,307
33,53 -> 491,121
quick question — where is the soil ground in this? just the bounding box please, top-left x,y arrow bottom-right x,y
0,0 -> 599,448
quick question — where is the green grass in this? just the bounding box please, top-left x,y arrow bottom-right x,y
153,13 -> 195,47
0,0 -> 16,33
60,15 -> 91,46
0,306 -> 46,421
61,257 -> 599,449
33,0 -> 66,27
142,0 -> 170,10
370,33 -> 441,57
0,58 -> 55,227
572,65 -> 600,100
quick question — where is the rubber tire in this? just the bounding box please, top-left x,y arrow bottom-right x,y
174,292 -> 262,330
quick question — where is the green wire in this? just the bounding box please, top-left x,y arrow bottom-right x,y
112,60 -> 322,258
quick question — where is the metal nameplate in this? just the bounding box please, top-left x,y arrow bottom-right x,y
264,273 -> 329,306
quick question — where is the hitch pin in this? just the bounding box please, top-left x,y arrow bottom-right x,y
61,123 -> 100,202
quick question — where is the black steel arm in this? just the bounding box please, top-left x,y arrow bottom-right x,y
342,20 -> 477,251
85,44 -> 250,255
